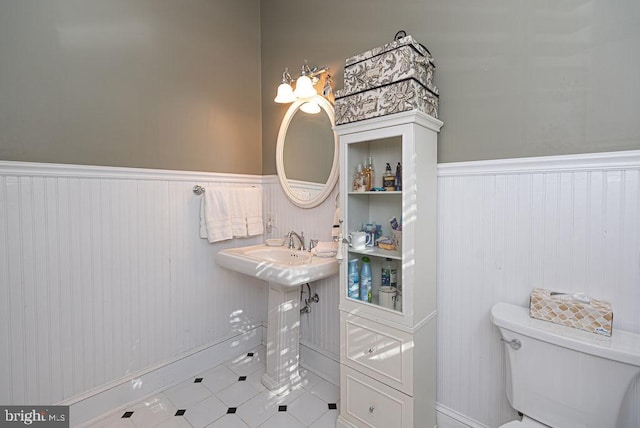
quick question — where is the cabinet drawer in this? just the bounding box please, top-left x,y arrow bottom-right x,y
341,365 -> 413,428
341,312 -> 413,393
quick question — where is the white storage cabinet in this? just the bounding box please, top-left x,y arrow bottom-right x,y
336,111 -> 442,428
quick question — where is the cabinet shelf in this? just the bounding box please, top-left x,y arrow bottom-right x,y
345,295 -> 401,312
348,190 -> 402,196
347,247 -> 401,260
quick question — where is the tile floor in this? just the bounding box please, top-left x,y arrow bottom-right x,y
93,345 -> 340,427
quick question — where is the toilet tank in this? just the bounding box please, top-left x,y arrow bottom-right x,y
491,302 -> 640,428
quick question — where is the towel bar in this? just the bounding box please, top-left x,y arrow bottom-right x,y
193,185 -> 205,195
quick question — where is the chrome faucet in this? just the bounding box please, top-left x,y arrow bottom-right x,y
287,230 -> 305,251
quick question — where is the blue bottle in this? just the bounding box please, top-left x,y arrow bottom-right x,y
347,259 -> 360,299
360,256 -> 372,302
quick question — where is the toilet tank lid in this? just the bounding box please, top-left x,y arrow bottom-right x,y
491,302 -> 640,367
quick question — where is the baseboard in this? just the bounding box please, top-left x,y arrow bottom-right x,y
436,403 -> 489,428
71,327 -> 263,427
299,341 -> 340,386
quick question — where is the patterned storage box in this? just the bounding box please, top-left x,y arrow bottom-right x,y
334,33 -> 439,125
529,288 -> 613,336
340,34 -> 439,97
335,78 -> 438,125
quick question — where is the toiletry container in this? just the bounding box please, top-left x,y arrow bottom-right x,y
378,286 -> 397,310
347,259 -> 360,299
383,163 -> 395,191
381,258 -> 397,288
491,302 -> 640,428
363,156 -> 375,191
368,157 -> 375,190
353,163 -> 365,192
360,257 -> 372,302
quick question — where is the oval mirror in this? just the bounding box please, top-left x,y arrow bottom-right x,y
276,95 -> 339,208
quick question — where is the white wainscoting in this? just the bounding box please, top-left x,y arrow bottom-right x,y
2,152 -> 638,428
437,150 -> 640,428
0,162 -> 268,410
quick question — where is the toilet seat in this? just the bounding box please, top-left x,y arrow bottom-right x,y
499,416 -> 550,428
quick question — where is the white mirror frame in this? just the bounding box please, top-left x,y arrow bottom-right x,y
276,95 -> 339,208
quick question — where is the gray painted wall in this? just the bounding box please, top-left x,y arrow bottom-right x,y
1,1 -> 638,172
0,0 -> 262,174
262,0 -> 640,173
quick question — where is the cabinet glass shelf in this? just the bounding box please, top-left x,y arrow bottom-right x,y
348,191 -> 402,195
346,295 -> 401,312
347,247 -> 401,260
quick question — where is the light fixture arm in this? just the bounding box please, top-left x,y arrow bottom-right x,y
308,65 -> 329,79
280,67 -> 293,85
274,60 -> 332,105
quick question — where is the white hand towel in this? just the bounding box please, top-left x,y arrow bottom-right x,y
315,241 -> 338,254
313,241 -> 338,258
228,188 -> 248,238
200,200 -> 208,239
245,187 -> 264,236
200,187 -> 233,243
331,207 -> 341,239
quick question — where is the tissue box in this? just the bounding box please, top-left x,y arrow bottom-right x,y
529,288 -> 613,336
340,34 -> 438,98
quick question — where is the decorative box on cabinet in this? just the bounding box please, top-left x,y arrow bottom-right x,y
335,34 -> 439,125
336,110 -> 442,428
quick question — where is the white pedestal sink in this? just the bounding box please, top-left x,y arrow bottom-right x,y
216,244 -> 339,394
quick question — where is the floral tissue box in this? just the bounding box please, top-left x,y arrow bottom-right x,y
529,288 -> 613,336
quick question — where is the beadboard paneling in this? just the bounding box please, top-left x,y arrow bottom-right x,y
3,153 -> 638,427
437,152 -> 640,427
0,162 -> 267,405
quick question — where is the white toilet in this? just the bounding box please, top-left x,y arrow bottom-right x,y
491,302 -> 640,428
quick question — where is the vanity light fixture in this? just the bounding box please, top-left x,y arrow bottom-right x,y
300,101 -> 321,114
274,60 -> 332,113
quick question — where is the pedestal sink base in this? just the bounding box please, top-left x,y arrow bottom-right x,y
261,282 -> 302,394
215,244 -> 339,394
261,371 -> 302,395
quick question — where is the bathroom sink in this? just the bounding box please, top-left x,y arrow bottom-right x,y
216,244 -> 338,287
244,246 -> 312,265
216,243 -> 339,394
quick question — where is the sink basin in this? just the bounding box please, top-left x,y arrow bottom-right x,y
244,246 -> 312,265
216,244 -> 338,287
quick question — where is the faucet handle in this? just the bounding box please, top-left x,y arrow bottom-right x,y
309,239 -> 318,252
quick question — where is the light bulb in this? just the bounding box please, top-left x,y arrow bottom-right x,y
293,75 -> 317,99
300,101 -> 321,114
274,83 -> 296,103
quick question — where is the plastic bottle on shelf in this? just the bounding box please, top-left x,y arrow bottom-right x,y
381,258 -> 398,288
366,156 -> 375,191
360,256 -> 372,303
353,163 -> 365,192
362,160 -> 370,190
395,162 -> 402,191
347,259 -> 360,299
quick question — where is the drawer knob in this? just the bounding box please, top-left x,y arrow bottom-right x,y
366,347 -> 375,354
369,405 -> 375,413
